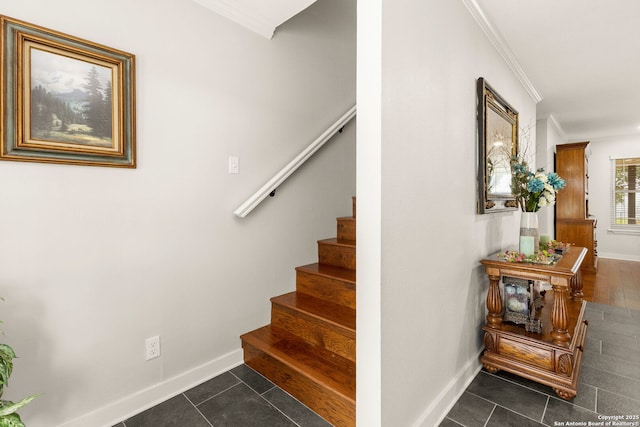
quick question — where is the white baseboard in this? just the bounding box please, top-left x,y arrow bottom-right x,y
412,350 -> 483,427
598,252 -> 640,262
58,348 -> 244,427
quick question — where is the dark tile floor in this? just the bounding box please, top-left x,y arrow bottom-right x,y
111,364 -> 332,427
113,301 -> 639,427
441,301 -> 640,427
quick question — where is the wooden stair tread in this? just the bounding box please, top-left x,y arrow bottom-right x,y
241,325 -> 356,402
320,237 -> 356,247
296,263 -> 356,284
272,292 -> 355,332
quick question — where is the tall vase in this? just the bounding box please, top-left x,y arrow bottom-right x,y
519,211 -> 539,255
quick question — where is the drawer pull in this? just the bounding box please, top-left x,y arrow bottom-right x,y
583,319 -> 589,326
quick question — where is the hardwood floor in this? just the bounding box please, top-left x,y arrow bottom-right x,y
582,257 -> 640,310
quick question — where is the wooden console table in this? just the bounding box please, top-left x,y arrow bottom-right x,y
479,247 -> 588,399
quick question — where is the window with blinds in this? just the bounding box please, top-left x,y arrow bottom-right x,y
611,157 -> 639,231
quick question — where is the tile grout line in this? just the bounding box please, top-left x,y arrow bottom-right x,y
465,389 -> 552,427
192,379 -> 243,408
229,368 -> 319,426
540,395 -> 550,424
588,384 -> 640,406
182,392 -> 214,427
228,369 -> 278,396
482,404 -> 496,427
484,370 -> 552,398
582,360 -> 640,384
254,389 -> 305,427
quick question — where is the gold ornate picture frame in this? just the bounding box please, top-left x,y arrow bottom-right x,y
0,15 -> 136,167
477,77 -> 518,213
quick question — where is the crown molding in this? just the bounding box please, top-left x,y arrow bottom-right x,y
546,114 -> 566,139
192,0 -> 316,39
462,0 -> 543,103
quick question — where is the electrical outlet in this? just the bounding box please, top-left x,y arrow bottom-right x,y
145,336 -> 160,361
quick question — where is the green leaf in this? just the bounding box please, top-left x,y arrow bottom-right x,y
0,346 -> 15,389
0,361 -> 11,388
0,412 -> 24,427
0,395 -> 38,417
0,346 -> 16,361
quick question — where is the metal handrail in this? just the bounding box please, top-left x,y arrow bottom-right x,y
234,105 -> 356,218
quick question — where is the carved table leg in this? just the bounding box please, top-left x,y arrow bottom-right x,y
486,274 -> 503,328
551,286 -> 571,346
570,269 -> 584,300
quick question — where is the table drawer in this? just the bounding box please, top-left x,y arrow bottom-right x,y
498,336 -> 554,370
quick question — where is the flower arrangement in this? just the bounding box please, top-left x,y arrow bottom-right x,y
511,156 -> 566,212
498,249 -> 559,264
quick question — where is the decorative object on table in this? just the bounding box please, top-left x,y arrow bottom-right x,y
498,249 -> 560,265
540,240 -> 571,255
534,280 -> 552,297
519,212 -> 538,255
502,277 -> 542,333
0,15 -> 136,168
476,77 -> 519,214
511,152 -> 566,253
0,299 -> 38,427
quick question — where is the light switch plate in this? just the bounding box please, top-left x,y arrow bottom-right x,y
228,156 -> 239,174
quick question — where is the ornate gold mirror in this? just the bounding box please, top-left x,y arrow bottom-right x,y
477,77 -> 519,213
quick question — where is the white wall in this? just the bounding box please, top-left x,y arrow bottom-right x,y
356,0 -> 537,425
587,135 -> 640,261
536,117 -> 567,237
355,0 -> 383,425
0,1 -> 356,425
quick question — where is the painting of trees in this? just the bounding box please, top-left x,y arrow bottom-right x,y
29,49 -> 113,146
83,66 -> 112,139
1,15 -> 135,167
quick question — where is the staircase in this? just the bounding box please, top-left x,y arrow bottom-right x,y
240,197 -> 356,427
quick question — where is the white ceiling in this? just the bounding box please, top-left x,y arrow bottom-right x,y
192,0 -> 316,39
475,0 -> 640,141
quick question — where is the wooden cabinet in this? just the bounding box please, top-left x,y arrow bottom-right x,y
555,142 -> 597,271
480,247 -> 588,400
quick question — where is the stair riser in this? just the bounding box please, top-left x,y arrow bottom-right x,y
296,270 -> 356,310
243,343 -> 355,427
318,242 -> 355,270
337,218 -> 356,243
271,306 -> 356,362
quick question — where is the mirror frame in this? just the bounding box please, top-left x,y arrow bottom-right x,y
476,77 -> 519,214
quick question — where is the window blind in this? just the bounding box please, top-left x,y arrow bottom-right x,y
610,157 -> 640,233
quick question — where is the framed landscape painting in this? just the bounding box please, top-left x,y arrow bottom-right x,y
0,15 -> 136,167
